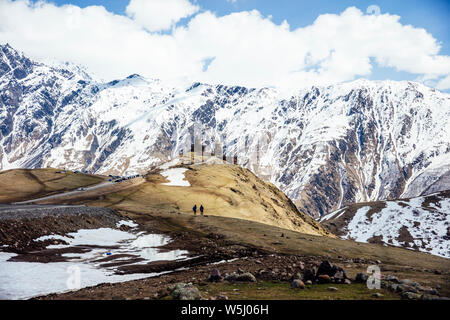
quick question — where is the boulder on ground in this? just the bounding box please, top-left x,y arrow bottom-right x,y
396,284 -> 418,294
401,292 -> 421,300
316,260 -> 337,277
170,283 -> 201,300
327,287 -> 338,291
237,272 -> 257,282
206,268 -> 223,282
303,267 -> 317,282
333,270 -> 346,283
317,274 -> 332,284
292,272 -> 304,281
354,273 -> 368,283
225,272 -> 256,282
387,283 -> 398,292
291,279 -> 305,289
384,275 -> 399,283
399,279 -> 420,287
316,260 -> 348,283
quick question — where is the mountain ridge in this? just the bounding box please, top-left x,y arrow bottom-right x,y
1,44 -> 449,218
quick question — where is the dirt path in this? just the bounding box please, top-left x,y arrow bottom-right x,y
13,181 -> 114,204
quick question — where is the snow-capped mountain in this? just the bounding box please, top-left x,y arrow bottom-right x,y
1,44 -> 450,218
320,190 -> 450,258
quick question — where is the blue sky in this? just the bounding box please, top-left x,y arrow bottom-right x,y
4,0 -> 449,91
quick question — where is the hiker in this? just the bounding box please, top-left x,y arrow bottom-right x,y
193,204 -> 197,215
200,205 -> 204,216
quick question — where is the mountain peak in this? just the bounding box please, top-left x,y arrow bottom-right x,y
0,43 -> 34,79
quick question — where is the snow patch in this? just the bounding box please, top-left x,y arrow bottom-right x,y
160,168 -> 190,187
1,228 -> 189,299
116,220 -> 138,228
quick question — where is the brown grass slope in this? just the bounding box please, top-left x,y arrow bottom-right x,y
46,162 -> 331,237
0,168 -> 105,203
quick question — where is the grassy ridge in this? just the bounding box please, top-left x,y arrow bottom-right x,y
0,168 -> 105,203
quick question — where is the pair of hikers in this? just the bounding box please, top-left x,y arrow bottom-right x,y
192,204 -> 204,216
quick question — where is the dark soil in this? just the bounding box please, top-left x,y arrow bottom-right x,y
0,205 -> 123,253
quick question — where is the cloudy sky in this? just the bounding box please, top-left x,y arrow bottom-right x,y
0,0 -> 449,91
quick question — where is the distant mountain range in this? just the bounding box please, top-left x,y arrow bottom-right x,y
1,43 -> 450,218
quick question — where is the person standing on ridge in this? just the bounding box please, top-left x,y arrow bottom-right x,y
193,204 -> 197,215
200,205 -> 204,216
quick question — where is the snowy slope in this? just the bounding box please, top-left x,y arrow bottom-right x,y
320,190 -> 450,258
1,44 -> 450,218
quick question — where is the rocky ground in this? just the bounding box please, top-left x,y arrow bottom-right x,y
0,205 -> 122,253
35,251 -> 448,300
1,203 -> 449,300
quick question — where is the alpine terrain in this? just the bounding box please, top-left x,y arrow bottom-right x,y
1,44 -> 450,220
320,190 -> 450,258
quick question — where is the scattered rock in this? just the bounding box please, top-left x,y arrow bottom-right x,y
206,268 -> 223,282
384,275 -> 399,283
372,293 -> 383,298
375,260 -> 381,265
399,279 -> 419,287
291,279 -> 305,289
354,273 -> 368,283
401,292 -> 421,300
316,260 -> 348,284
305,280 -> 312,285
225,272 -> 256,282
211,295 -> 228,300
396,284 -> 418,294
387,283 -> 398,292
292,272 -> 303,281
343,279 -> 352,285
303,267 -> 316,282
317,274 -> 332,284
425,288 -> 439,295
238,272 -> 257,282
327,287 -> 338,292
333,270 -> 346,283
170,283 -> 201,300
316,260 -> 336,277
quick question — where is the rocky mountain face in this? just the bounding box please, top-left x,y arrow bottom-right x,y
320,190 -> 450,258
1,44 -> 450,218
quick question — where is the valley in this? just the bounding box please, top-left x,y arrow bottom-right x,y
0,166 -> 448,300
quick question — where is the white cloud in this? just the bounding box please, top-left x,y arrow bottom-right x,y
125,0 -> 199,32
436,75 -> 450,90
0,0 -> 449,90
